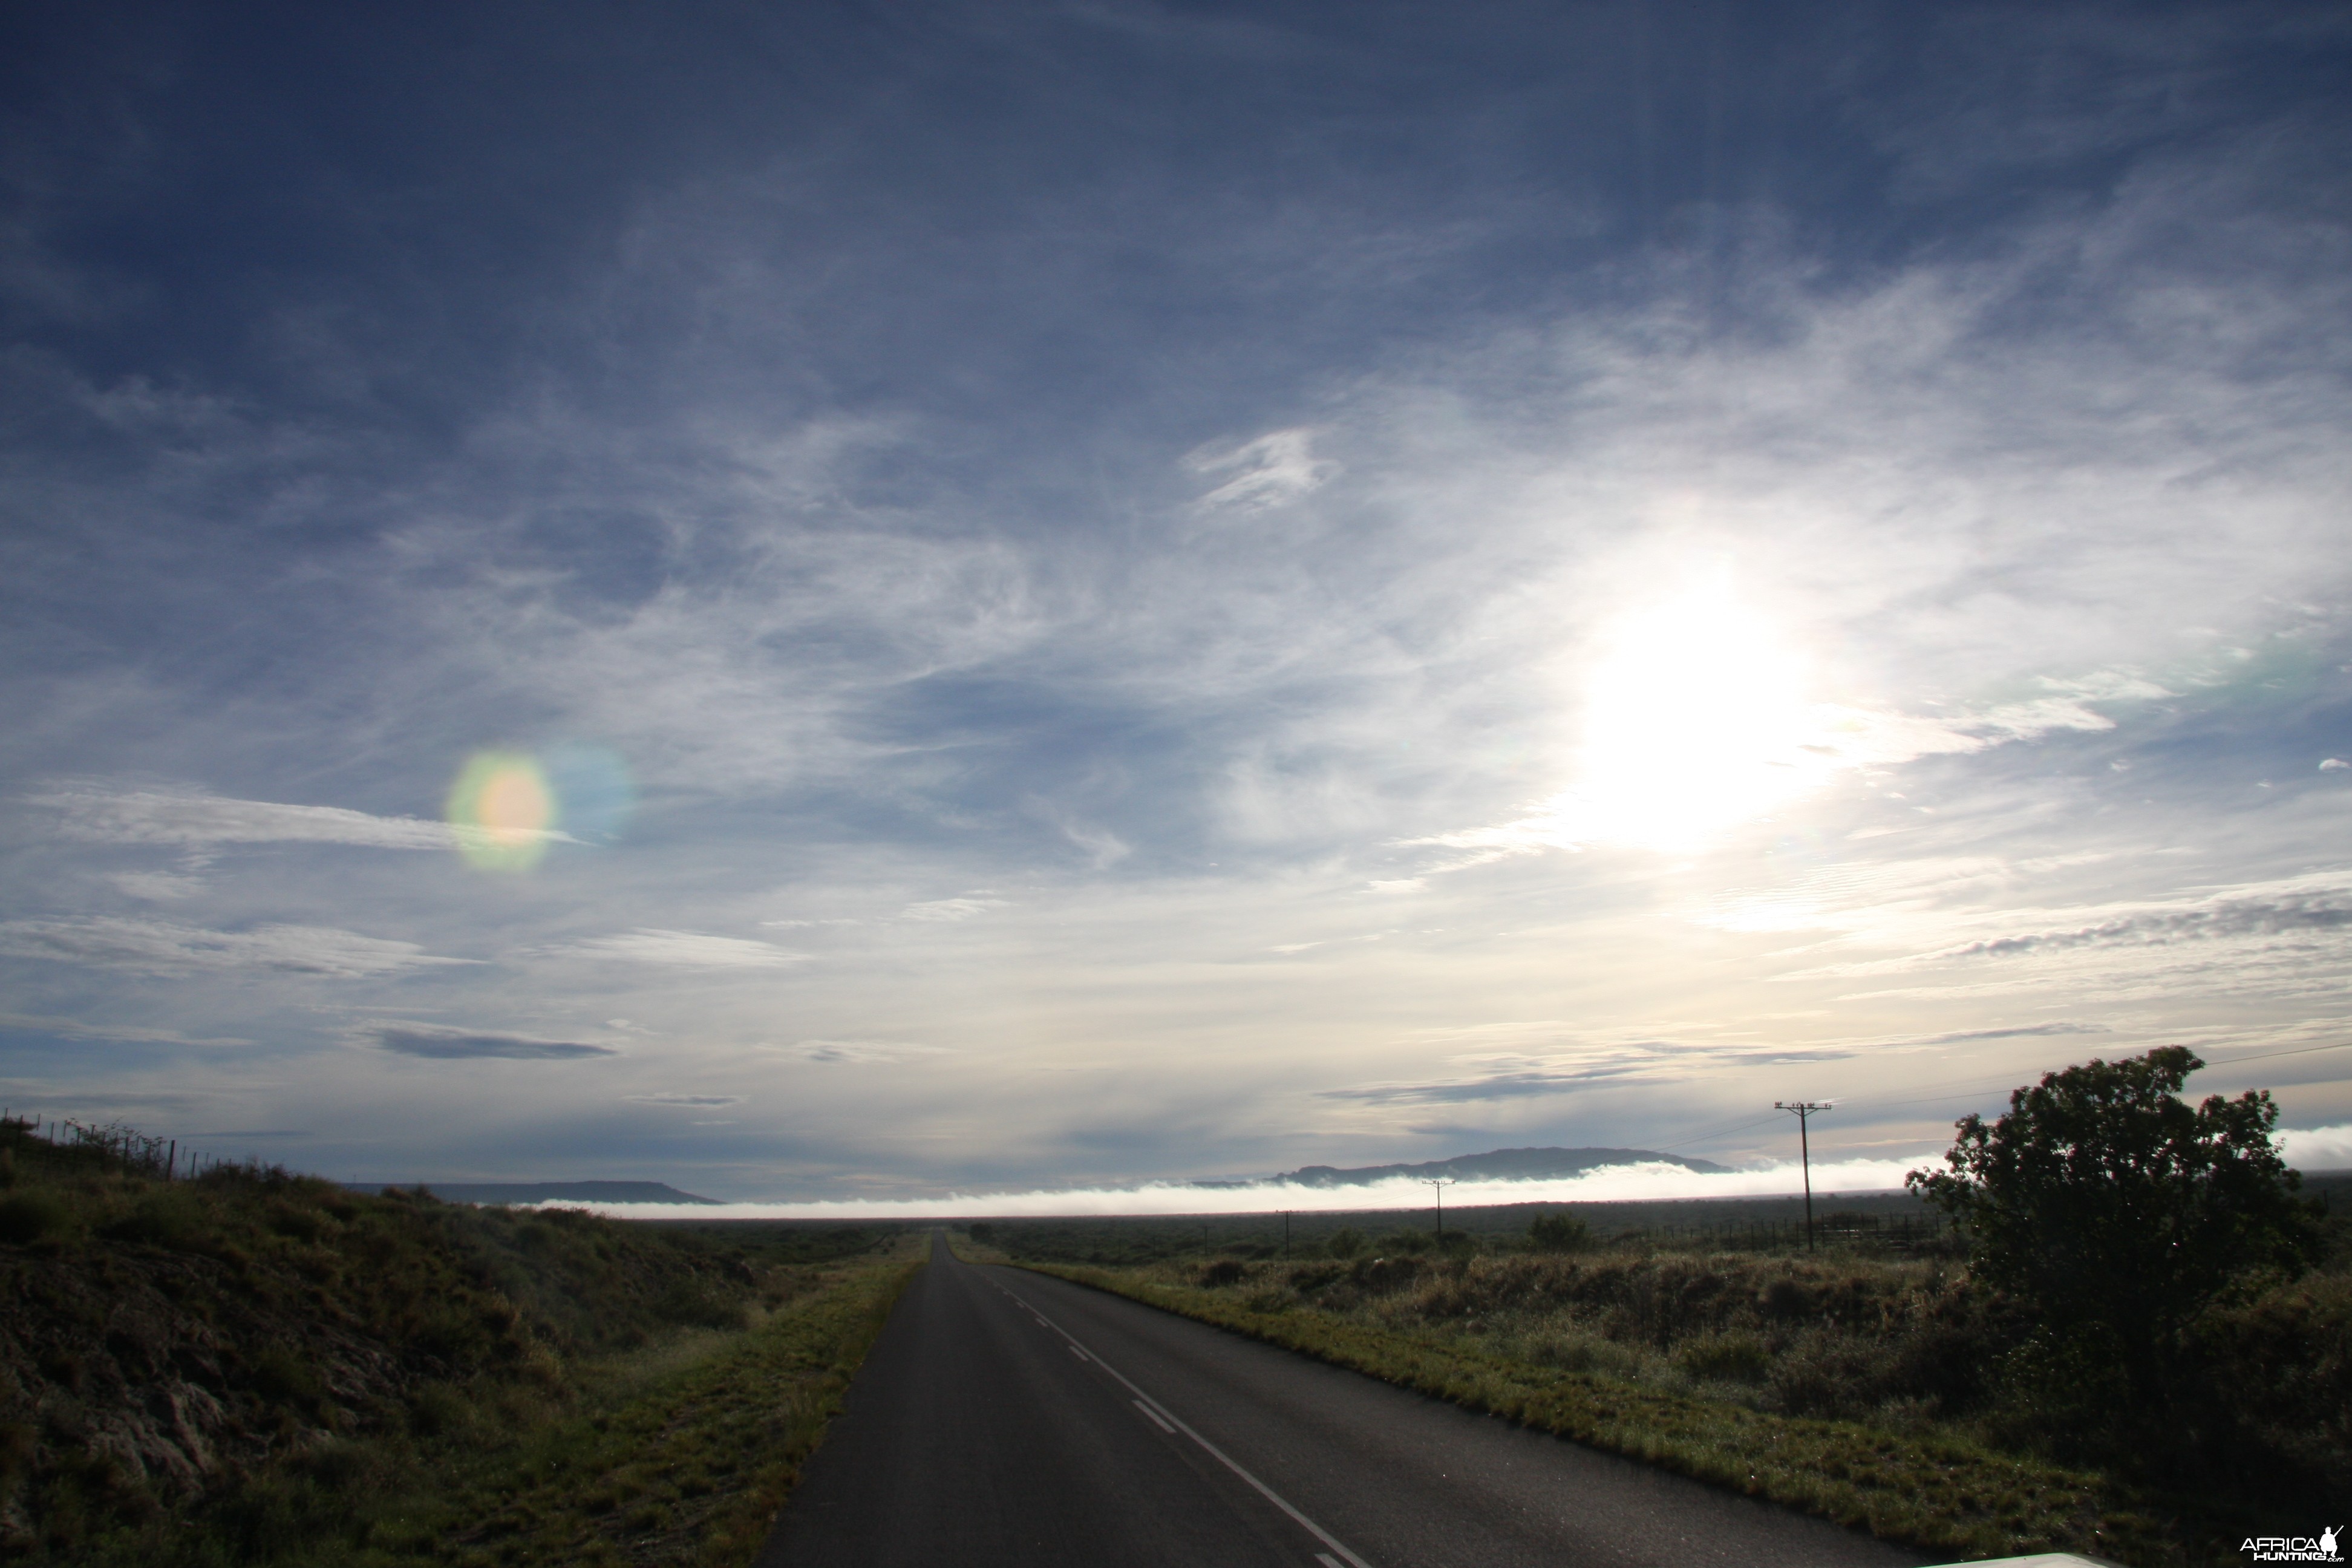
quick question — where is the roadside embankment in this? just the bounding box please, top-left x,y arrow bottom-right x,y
0,1116 -> 918,1565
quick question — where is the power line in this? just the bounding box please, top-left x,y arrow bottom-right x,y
1645,1039 -> 2350,1161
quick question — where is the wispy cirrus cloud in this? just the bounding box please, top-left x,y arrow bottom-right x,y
541,930 -> 809,969
794,1039 -> 949,1065
1322,1037 -> 1857,1105
33,786 -> 451,850
629,1092 -> 747,1106
28,786 -> 583,855
1903,1022 -> 2110,1045
0,917 -> 475,978
1410,677 -> 2157,862
0,1011 -> 253,1048
899,897 -> 1008,922
356,1022 -> 618,1060
1186,428 -> 1336,512
1782,872 -> 2352,982
1933,893 -> 2352,959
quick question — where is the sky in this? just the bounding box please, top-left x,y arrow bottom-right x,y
4,1 -> 2350,1207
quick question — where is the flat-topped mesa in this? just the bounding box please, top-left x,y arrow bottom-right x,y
1274,1146 -> 1731,1187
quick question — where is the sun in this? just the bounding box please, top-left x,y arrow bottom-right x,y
1567,574 -> 1829,851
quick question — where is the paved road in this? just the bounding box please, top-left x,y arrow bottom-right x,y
757,1235 -> 1930,1568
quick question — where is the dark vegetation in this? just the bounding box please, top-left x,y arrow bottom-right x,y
969,1187 -> 1947,1266
0,1116 -> 910,1564
993,1051 -> 2349,1565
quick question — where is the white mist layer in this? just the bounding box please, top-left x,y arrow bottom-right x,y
2277,1122 -> 2352,1170
526,1125 -> 2352,1221
533,1154 -> 1946,1221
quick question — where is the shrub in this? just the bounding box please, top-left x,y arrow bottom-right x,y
0,1189 -> 70,1246
652,1278 -> 749,1331
1676,1330 -> 1771,1383
1527,1214 -> 1592,1253
247,1347 -> 321,1408
1371,1229 -> 1432,1256
406,1382 -> 474,1439
1768,1328 -> 1898,1419
1322,1227 -> 1364,1259
106,1190 -> 207,1250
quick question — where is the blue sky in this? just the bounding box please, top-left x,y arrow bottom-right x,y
4,1 -> 2350,1202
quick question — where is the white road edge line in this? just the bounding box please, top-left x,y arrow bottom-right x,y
989,1278 -> 1376,1568
1134,1398 -> 1177,1434
1317,1556 -> 1344,1568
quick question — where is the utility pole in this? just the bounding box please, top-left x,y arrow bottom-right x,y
1425,1177 -> 1455,1240
1775,1102 -> 1832,1250
1279,1210 -> 1292,1259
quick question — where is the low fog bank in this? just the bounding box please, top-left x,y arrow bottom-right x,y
536,1154 -> 1927,1221
521,1123 -> 2352,1221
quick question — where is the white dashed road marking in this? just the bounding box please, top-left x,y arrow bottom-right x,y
989,1276 -> 1376,1568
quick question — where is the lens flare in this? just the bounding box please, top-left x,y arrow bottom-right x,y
541,742 -> 635,841
446,752 -> 558,871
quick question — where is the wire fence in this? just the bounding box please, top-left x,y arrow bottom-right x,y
1,1109 -> 268,1183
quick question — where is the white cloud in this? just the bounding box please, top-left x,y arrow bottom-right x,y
1784,871 -> 2352,981
1322,1037 -> 1857,1104
33,786 -> 454,849
0,1012 -> 253,1047
106,871 -> 203,901
1059,820 -> 1131,869
1186,427 -> 1336,512
546,929 -> 810,968
30,784 -> 584,858
1410,675 -> 2144,861
629,1092 -> 747,1106
0,917 -> 475,977
794,1039 -> 948,1064
900,897 -> 1009,922
2322,759 -> 2348,773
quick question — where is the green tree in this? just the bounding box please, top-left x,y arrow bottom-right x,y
1908,1046 -> 2317,1403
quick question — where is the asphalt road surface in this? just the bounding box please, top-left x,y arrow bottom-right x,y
757,1235 -> 1930,1568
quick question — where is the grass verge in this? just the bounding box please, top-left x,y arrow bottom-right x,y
403,1252 -> 921,1567
1016,1261 -> 2167,1566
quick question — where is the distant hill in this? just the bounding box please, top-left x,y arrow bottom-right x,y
342,1180 -> 722,1206
1270,1146 -> 1731,1187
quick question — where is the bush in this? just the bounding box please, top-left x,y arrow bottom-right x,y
0,1189 -> 70,1246
652,1278 -> 749,1331
1527,1214 -> 1591,1253
1322,1227 -> 1364,1260
247,1346 -> 322,1408
106,1190 -> 208,1250
1676,1330 -> 1771,1383
1909,1047 -> 2320,1409
1372,1229 -> 1432,1256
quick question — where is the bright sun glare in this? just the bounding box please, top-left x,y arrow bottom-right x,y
1569,575 -> 1828,851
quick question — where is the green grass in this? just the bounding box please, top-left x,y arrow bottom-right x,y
1007,1255 -> 2215,1567
369,1252 -> 920,1567
0,1117 -> 921,1565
